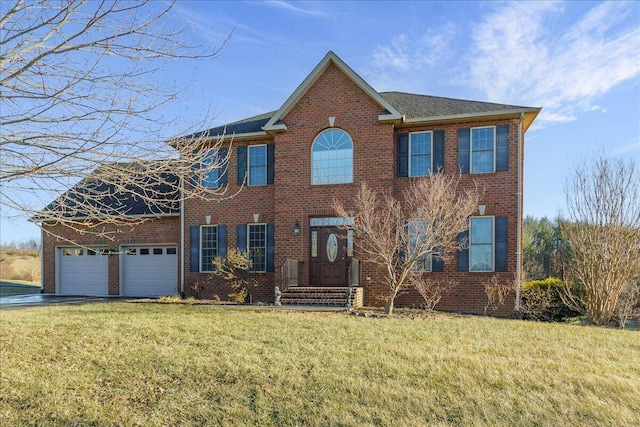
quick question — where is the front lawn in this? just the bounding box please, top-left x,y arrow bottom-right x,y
1,304 -> 638,426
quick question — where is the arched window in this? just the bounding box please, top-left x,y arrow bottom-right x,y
311,128 -> 353,185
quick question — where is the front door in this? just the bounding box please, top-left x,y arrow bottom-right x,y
309,226 -> 348,286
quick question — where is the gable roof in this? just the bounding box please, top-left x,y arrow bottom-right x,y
185,51 -> 540,142
33,162 -> 180,222
263,51 -> 403,131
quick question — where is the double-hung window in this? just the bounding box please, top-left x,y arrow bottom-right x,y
408,219 -> 431,271
409,132 -> 432,177
248,223 -> 267,272
248,145 -> 267,186
200,225 -> 218,272
471,127 -> 495,173
469,217 -> 493,272
202,149 -> 220,188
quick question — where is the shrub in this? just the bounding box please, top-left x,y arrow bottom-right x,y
212,249 -> 257,304
483,275 -> 513,316
521,277 -> 582,322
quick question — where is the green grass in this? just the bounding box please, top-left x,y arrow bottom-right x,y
1,304 -> 638,426
0,281 -> 40,297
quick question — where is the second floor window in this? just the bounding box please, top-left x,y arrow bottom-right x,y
312,128 -> 353,185
471,127 -> 495,174
202,149 -> 219,188
409,131 -> 432,177
248,145 -> 267,186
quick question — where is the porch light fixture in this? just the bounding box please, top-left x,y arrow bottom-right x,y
293,221 -> 301,235
253,213 -> 260,223
478,205 -> 486,216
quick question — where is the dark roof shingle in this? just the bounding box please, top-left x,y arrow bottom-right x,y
36,163 -> 180,221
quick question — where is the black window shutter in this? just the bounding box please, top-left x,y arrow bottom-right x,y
218,147 -> 228,186
189,150 -> 199,188
266,223 -> 275,272
190,225 -> 200,272
496,125 -> 509,172
237,146 -> 247,186
433,130 -> 445,173
495,216 -> 508,271
432,247 -> 444,272
397,134 -> 409,177
218,225 -> 227,258
236,224 -> 247,252
457,230 -> 469,271
458,128 -> 470,174
267,144 -> 275,185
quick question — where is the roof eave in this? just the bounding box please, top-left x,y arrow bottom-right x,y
35,212 -> 181,224
399,108 -> 542,128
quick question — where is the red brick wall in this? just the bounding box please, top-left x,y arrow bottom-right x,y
41,217 -> 180,295
183,62 -> 525,315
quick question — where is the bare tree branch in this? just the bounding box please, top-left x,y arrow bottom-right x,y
334,174 -> 482,315
0,0 -> 233,240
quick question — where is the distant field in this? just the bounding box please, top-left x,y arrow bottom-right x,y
1,304 -> 638,426
0,248 -> 40,283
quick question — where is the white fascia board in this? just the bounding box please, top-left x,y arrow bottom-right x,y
264,51 -> 403,131
400,108 -> 541,126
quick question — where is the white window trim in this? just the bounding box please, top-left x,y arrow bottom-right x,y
470,126 -> 496,174
408,218 -> 432,272
247,223 -> 267,273
200,225 -> 218,273
469,215 -> 495,272
408,131 -> 433,177
248,144 -> 267,187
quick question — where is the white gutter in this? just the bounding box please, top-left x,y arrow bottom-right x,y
180,173 -> 185,297
401,108 -> 540,125
515,112 -> 524,318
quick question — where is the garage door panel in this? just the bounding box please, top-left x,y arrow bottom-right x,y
59,247 -> 109,295
122,247 -> 177,297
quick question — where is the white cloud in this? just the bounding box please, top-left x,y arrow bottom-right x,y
372,24 -> 456,72
265,1 -> 327,17
372,34 -> 411,70
468,1 -> 640,125
368,2 -> 639,127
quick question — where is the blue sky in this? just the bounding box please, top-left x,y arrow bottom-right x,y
2,0 -> 639,245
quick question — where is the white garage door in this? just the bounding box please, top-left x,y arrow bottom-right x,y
122,246 -> 178,297
59,247 -> 109,295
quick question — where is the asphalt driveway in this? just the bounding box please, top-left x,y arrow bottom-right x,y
0,292 -> 122,309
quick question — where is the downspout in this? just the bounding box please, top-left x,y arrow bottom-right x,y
515,113 -> 524,318
40,226 -> 44,293
180,173 -> 185,298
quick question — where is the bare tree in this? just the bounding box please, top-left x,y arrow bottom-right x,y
1,0 -> 232,240
560,155 -> 640,326
334,174 -> 481,315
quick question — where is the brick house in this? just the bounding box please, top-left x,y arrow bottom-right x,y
38,51 -> 540,315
